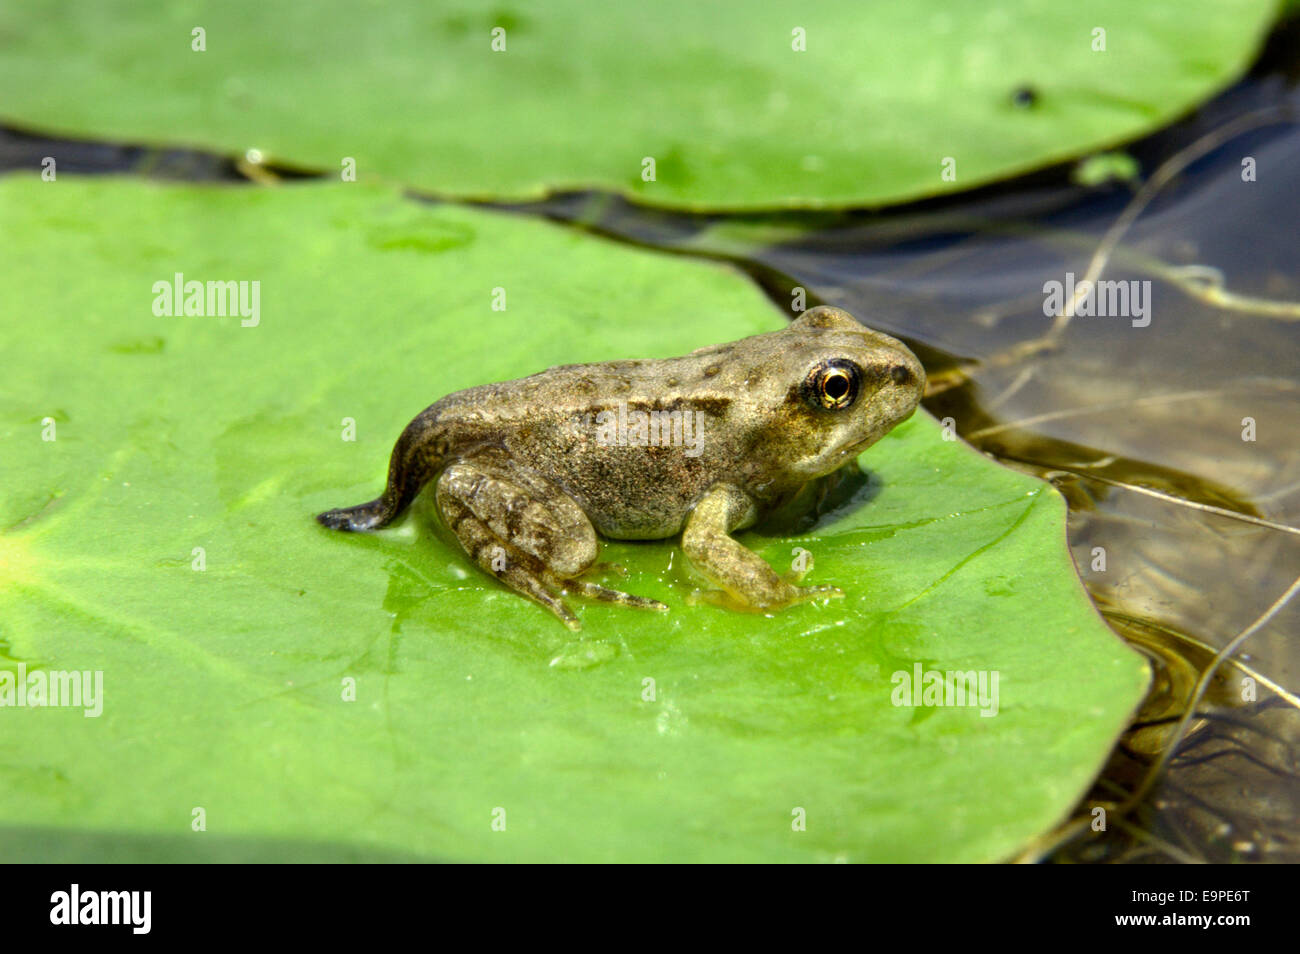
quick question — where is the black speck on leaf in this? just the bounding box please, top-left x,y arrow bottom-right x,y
1011,86 -> 1039,109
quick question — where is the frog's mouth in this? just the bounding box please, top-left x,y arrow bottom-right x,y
865,400 -> 920,444
835,402 -> 919,461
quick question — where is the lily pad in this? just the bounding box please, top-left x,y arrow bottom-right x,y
0,0 -> 1279,209
0,177 -> 1148,861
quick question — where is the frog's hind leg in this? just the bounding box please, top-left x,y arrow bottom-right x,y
436,449 -> 666,629
438,491 -> 583,630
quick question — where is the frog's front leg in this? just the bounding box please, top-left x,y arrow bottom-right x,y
437,448 -> 666,630
682,482 -> 843,611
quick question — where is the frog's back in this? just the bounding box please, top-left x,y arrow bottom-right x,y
424,356 -> 754,538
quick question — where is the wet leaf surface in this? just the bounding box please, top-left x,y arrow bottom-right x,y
0,178 -> 1148,862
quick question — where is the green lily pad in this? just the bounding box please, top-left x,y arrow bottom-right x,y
0,0 -> 1279,209
0,177 -> 1148,861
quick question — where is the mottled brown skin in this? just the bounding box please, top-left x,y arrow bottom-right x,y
317,306 -> 925,629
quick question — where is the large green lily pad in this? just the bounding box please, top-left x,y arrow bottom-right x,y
0,0 -> 1279,209
0,178 -> 1148,861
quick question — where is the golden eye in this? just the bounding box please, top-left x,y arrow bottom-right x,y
806,360 -> 861,410
820,368 -> 853,407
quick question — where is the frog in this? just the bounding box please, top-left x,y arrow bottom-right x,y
317,305 -> 925,630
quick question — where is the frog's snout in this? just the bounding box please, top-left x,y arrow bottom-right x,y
891,349 -> 925,391
877,344 -> 925,426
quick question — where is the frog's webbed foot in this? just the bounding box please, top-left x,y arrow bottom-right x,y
437,449 -> 664,630
682,482 -> 844,613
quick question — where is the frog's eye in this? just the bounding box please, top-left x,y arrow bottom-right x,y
807,360 -> 861,410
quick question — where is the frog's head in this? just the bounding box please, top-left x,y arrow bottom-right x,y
760,306 -> 925,480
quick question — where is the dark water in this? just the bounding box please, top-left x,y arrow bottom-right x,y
4,17 -> 1298,864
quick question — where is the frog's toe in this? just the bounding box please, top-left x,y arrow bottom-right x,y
515,574 -> 582,629
765,582 -> 844,608
567,580 -> 668,613
687,582 -> 843,613
793,584 -> 844,603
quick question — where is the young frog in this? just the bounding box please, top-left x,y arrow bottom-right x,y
317,306 -> 925,629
